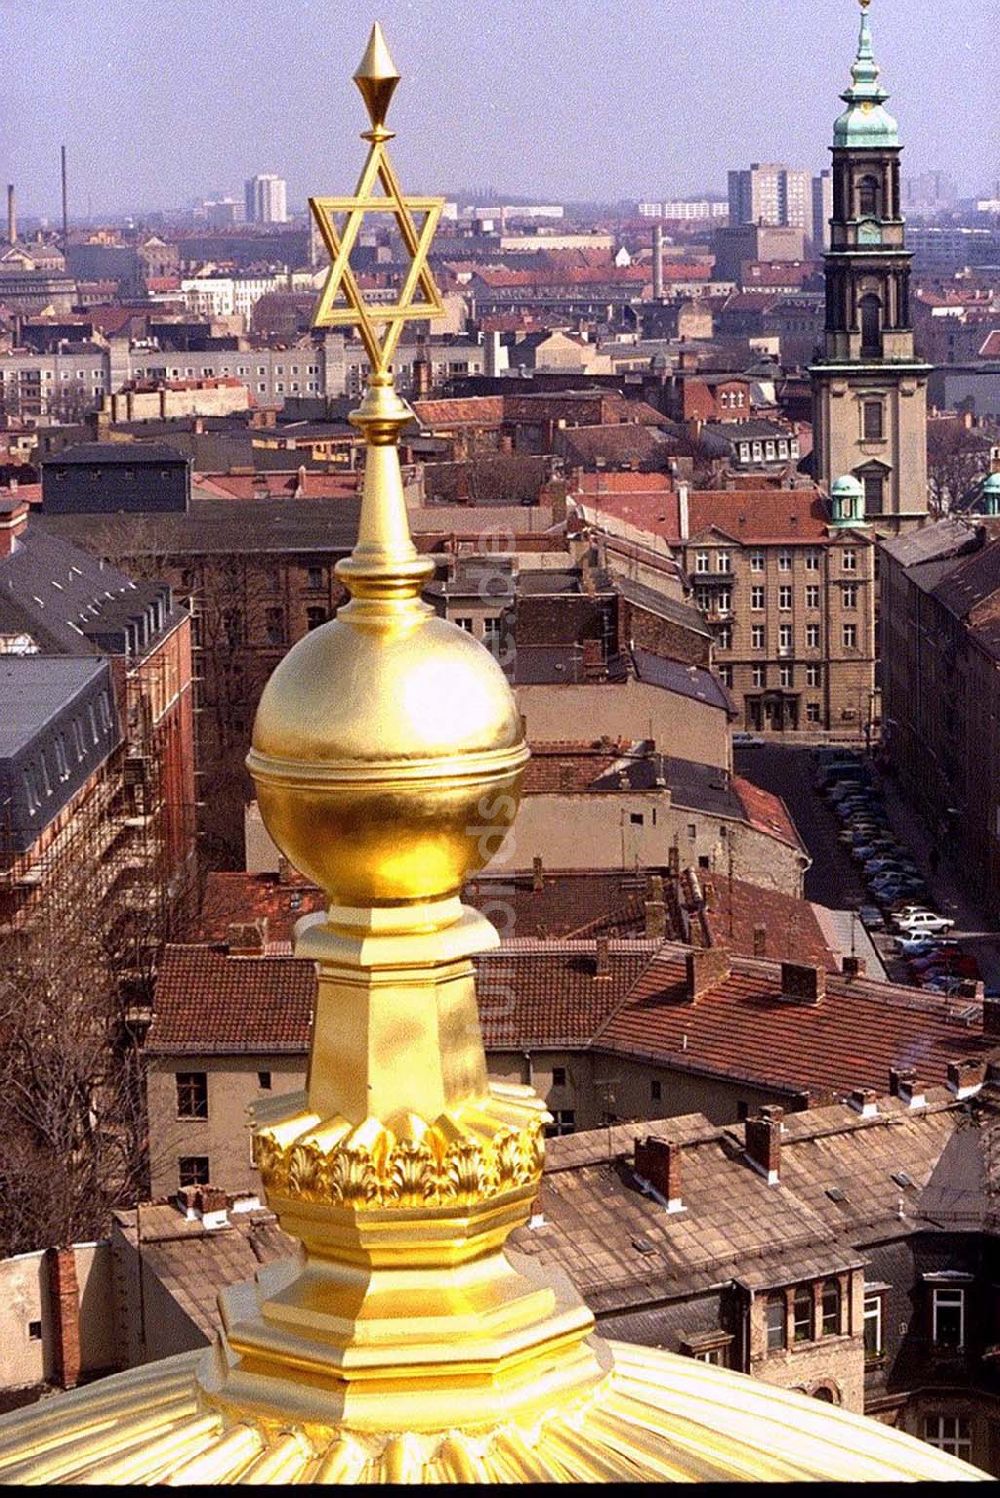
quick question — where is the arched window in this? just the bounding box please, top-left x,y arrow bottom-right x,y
793,1285 -> 813,1342
813,1386 -> 836,1402
821,1279 -> 841,1336
858,174 -> 881,217
860,294 -> 881,356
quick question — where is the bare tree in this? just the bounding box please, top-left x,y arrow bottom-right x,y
927,420 -> 995,515
0,923 -> 161,1256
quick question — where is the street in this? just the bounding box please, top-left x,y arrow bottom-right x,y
735,742 -> 1000,991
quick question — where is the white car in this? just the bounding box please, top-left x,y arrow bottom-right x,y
894,911 -> 955,937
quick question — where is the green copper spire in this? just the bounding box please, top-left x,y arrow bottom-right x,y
833,0 -> 899,148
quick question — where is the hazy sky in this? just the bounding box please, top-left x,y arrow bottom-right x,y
2,0 -> 997,220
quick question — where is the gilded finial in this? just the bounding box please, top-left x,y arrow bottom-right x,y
353,22 -> 401,135
307,25 -> 447,592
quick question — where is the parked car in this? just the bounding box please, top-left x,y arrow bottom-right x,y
867,869 -> 922,888
853,842 -> 899,862
894,911 -> 956,936
889,902 -> 937,919
817,765 -> 868,791
858,905 -> 885,930
864,857 -> 919,876
894,935 -> 957,957
908,953 -> 961,976
874,882 -> 930,907
936,955 -> 980,980
814,747 -> 862,766
921,975 -> 966,996
828,780 -> 874,801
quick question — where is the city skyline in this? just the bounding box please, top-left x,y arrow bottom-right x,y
2,0 -> 996,220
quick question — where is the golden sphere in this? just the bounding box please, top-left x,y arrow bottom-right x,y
247,607 -> 528,905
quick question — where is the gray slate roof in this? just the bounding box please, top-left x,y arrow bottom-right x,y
0,526 -> 146,654
0,656 -> 107,757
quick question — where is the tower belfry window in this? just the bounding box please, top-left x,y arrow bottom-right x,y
860,294 -> 881,357
858,175 -> 880,217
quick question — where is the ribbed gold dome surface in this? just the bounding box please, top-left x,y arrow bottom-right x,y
0,1342 -> 986,1485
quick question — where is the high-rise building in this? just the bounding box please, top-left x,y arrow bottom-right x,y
243,173 -> 288,224
809,1 -> 930,532
811,169 -> 833,250
728,163 -> 814,239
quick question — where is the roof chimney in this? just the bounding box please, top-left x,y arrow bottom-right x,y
889,1067 -> 925,1109
582,638 -> 604,678
46,1247 -> 81,1390
594,936 -> 611,979
195,1186 -> 229,1230
780,961 -> 825,1005
0,499 -> 29,558
634,1137 -> 683,1212
847,1088 -> 878,1118
685,947 -> 730,1002
644,879 -> 667,940
745,1105 -> 782,1184
227,920 -> 266,956
947,1058 -> 986,1099
842,954 -> 866,980
652,223 -> 664,302
677,482 -> 690,541
532,854 -> 544,893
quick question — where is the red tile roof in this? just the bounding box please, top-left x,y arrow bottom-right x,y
412,397 -> 505,428
466,870 -> 671,941
148,940 -> 997,1101
193,472 -> 359,500
148,946 -> 314,1054
197,872 -> 324,945
732,776 -> 804,851
593,949 -> 996,1100
576,474 -> 675,499
686,488 -> 831,543
702,877 -> 836,972
979,330 -> 1000,359
521,742 -> 625,794
574,483 -> 681,540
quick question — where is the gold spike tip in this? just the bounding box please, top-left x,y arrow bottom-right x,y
354,22 -> 401,131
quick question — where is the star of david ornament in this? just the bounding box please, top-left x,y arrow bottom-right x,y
310,24 -> 445,374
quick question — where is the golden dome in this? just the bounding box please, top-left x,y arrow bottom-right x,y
0,26 -> 987,1487
0,1342 -> 985,1484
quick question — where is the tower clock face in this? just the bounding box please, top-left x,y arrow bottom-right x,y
858,218 -> 882,246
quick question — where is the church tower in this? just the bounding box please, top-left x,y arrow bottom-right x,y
811,0 -> 930,531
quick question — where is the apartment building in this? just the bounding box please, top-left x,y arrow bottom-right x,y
0,344 -> 109,421
116,333 -> 484,405
681,491 -> 876,735
880,510 -> 1000,920
585,484 -> 877,737
0,500 -> 197,1018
